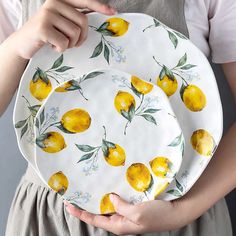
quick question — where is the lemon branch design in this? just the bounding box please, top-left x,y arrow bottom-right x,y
30,54 -> 74,101
15,96 -> 41,141
168,132 -> 185,158
75,126 -> 126,175
89,17 -> 129,64
143,18 -> 187,48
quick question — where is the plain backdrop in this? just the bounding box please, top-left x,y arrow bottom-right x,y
0,63 -> 235,235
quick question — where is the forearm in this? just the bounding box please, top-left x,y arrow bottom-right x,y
0,33 -> 29,116
179,122 -> 236,223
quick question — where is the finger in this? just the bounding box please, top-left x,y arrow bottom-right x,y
47,1 -> 88,46
61,0 -> 117,15
40,25 -> 69,52
109,194 -> 141,223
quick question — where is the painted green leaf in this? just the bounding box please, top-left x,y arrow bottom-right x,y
159,68 -> 165,80
56,124 -> 74,134
174,31 -> 187,39
176,179 -> 184,193
163,65 -> 175,81
90,40 -> 103,58
36,134 -> 49,148
121,110 -> 132,122
51,54 -> 63,69
128,103 -> 135,120
40,108 -> 45,125
37,68 -> 49,85
101,143 -> 109,157
58,188 -> 66,195
35,118 -> 40,129
131,84 -> 141,98
55,66 -> 73,72
167,31 -> 178,48
166,189 -> 182,197
15,119 -> 27,128
168,162 -> 174,172
32,70 -> 39,83
180,64 -> 196,70
75,144 -> 97,152
180,83 -> 187,101
20,123 -> 28,139
168,133 -> 182,147
97,29 -> 115,36
104,44 -> 110,64
146,175 -> 154,193
143,109 -> 161,114
176,53 -> 187,67
181,142 -> 185,157
84,71 -> 104,80
66,85 -> 81,91
153,18 -> 160,27
97,22 -> 109,30
102,139 -> 116,149
141,114 -> 157,125
77,152 -> 94,163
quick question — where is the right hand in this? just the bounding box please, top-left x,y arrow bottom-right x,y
11,0 -> 116,59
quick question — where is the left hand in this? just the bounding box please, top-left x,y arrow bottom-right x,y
64,193 -> 190,235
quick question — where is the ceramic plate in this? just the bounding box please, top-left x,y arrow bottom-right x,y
34,68 -> 183,214
13,12 -> 223,201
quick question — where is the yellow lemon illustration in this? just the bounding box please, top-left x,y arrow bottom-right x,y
182,85 -> 206,112
114,91 -> 136,113
126,163 -> 152,192
48,171 -> 69,194
106,17 -> 129,37
149,157 -> 172,178
55,81 -> 72,92
131,75 -> 154,95
29,77 -> 52,101
157,75 -> 178,97
42,132 -> 66,153
104,144 -> 126,166
191,129 -> 214,156
154,181 -> 169,199
61,108 -> 91,133
100,193 -> 116,214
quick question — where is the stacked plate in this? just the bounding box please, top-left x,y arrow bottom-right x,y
13,12 -> 223,214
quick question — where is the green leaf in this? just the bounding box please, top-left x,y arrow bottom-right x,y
102,143 -> 109,157
66,85 -> 81,91
166,189 -> 182,197
32,70 -> 39,83
180,83 -> 187,101
97,29 -> 115,36
121,110 -> 132,122
174,31 -> 187,39
143,109 -> 161,114
35,118 -> 40,129
176,179 -> 184,193
153,18 -> 160,27
98,22 -> 109,30
75,144 -> 97,152
40,108 -> 45,125
84,71 -> 104,80
140,114 -> 157,125
180,142 -> 185,157
131,83 -> 142,98
37,68 -> 49,84
180,64 -> 196,70
29,105 -> 41,117
168,162 -> 174,172
36,140 -> 46,149
102,139 -> 116,149
163,65 -> 175,81
176,53 -> 187,67
168,133 -> 182,147
167,31 -> 178,49
90,40 -> 103,58
51,54 -> 63,69
128,103 -> 135,120
104,44 -> 110,64
77,152 -> 94,163
55,66 -> 73,72
159,68 -> 165,80
147,175 -> 154,193
20,123 -> 28,139
56,124 -> 74,134
15,119 -> 27,128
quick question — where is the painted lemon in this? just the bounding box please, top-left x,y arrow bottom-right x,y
61,108 -> 91,133
40,131 -> 66,153
157,75 -> 178,97
191,129 -> 214,156
149,157 -> 172,178
126,163 -> 152,192
100,193 -> 116,214
154,181 -> 169,199
55,81 -> 72,92
48,171 -> 69,194
182,85 -> 206,112
106,17 -> 129,37
104,144 -> 126,166
29,77 -> 52,101
114,91 -> 136,113
131,76 -> 153,95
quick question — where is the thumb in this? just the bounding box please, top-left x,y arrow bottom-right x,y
109,194 -> 138,218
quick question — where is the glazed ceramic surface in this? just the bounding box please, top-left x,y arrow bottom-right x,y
34,68 -> 183,214
13,12 -> 223,203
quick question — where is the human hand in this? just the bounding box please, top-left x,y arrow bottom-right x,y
64,194 -> 190,235
12,0 -> 116,59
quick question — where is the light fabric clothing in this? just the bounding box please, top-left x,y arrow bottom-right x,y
1,0 -> 234,235
1,0 -> 236,63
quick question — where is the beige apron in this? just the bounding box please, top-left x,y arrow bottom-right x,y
6,0 -> 232,235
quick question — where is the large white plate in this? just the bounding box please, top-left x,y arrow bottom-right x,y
34,68 -> 183,214
13,12 -> 223,201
